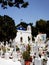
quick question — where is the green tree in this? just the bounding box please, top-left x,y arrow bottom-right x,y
28,23 -> 38,39
36,19 -> 46,33
46,21 -> 49,37
16,21 -> 28,29
32,26 -> 38,37
0,0 -> 28,9
0,15 -> 16,42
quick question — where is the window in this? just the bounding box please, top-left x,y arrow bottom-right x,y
20,37 -> 23,42
28,36 -> 30,42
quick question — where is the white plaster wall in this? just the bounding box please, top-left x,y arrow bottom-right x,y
15,30 -> 32,44
35,33 -> 46,43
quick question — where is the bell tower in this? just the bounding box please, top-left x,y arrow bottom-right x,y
27,25 -> 31,33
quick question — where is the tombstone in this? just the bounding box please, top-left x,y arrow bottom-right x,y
46,40 -> 49,50
5,52 -> 9,59
6,41 -> 8,44
20,44 -> 26,53
30,57 -> 34,65
6,41 -> 8,52
12,39 -> 18,61
0,42 -> 4,58
30,62 -> 33,65
1,42 -> 4,47
35,57 -> 42,65
42,52 -> 47,65
33,43 -> 39,58
9,39 -> 12,47
12,51 -> 17,61
47,58 -> 49,65
2,41 -> 4,45
21,58 -> 25,65
1,49 -> 3,58
5,41 -> 10,59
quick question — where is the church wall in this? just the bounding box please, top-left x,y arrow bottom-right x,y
15,30 -> 32,44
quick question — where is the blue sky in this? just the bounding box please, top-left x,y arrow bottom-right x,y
0,0 -> 49,25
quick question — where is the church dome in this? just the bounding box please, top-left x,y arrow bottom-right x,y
17,25 -> 26,31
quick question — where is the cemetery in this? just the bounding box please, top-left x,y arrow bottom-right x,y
0,0 -> 49,65
0,25 -> 49,65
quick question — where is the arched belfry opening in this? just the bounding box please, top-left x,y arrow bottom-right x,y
28,36 -> 30,42
20,37 -> 23,42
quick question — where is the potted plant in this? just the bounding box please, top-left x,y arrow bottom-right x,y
22,50 -> 32,65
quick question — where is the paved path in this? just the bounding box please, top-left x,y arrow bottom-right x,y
0,57 -> 21,65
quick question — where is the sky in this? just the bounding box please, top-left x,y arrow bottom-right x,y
0,0 -> 49,26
